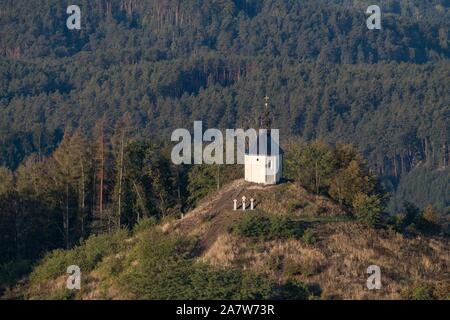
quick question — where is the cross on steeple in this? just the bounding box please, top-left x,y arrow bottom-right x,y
260,96 -> 272,129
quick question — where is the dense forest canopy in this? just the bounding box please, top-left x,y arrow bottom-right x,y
0,1 -> 449,208
0,0 -> 449,297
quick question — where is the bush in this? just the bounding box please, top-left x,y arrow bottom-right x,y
76,230 -> 129,271
29,249 -> 77,284
402,282 -> 450,300
352,193 -> 382,227
272,280 -> 311,300
133,217 -> 157,234
269,216 -> 301,239
403,284 -> 435,300
0,260 -> 31,291
120,229 -> 280,300
391,202 -> 442,235
234,214 -> 271,238
234,213 -> 303,240
302,228 -> 316,245
29,230 -> 128,285
27,226 -> 313,300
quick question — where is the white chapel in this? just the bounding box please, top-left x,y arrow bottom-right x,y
244,97 -> 283,185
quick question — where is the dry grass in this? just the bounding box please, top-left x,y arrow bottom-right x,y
200,233 -> 240,267
173,179 -> 449,299
20,179 -> 449,300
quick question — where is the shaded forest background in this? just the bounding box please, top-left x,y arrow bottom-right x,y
0,0 -> 448,212
0,0 -> 449,287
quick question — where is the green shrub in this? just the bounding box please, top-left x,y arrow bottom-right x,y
272,280 -> 311,300
187,265 -> 275,300
352,193 -> 383,227
27,226 -> 312,300
29,230 -> 128,285
237,272 -> 275,299
133,217 -> 157,234
270,216 -> 302,239
234,213 -> 303,240
119,229 -> 276,299
403,284 -> 435,300
96,254 -> 126,279
29,249 -> 77,284
119,228 -> 310,300
0,260 -> 31,290
76,230 -> 129,271
234,214 -> 271,238
391,203 -> 442,235
302,228 -> 316,245
402,282 -> 450,300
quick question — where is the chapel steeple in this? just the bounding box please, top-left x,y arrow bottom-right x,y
260,95 -> 272,130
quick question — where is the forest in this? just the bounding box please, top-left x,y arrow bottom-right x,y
0,0 -> 449,297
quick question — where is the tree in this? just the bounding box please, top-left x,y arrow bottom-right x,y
119,140 -> 152,226
419,204 -> 440,233
145,151 -> 174,218
93,118 -> 112,233
112,113 -> 131,230
422,204 -> 438,224
0,166 -> 14,195
403,201 -> 420,226
51,130 -> 89,248
286,141 -> 337,194
329,160 -> 376,205
186,164 -> 217,206
352,193 -> 383,227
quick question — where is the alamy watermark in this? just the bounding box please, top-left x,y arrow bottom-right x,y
171,121 -> 281,174
367,5 -> 381,30
66,5 -> 81,30
366,265 -> 382,290
66,4 -> 381,31
66,265 -> 81,290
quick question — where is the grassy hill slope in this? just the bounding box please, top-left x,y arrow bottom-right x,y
6,180 -> 449,300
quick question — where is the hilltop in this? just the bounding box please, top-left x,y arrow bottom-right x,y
0,0 -> 448,301
0,0 -> 449,212
6,179 -> 448,300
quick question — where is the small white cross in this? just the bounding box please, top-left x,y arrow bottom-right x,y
242,196 -> 246,211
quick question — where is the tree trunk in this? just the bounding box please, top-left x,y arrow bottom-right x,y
117,131 -> 125,229
132,181 -> 144,223
99,127 -> 105,229
80,161 -> 85,237
65,180 -> 69,249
